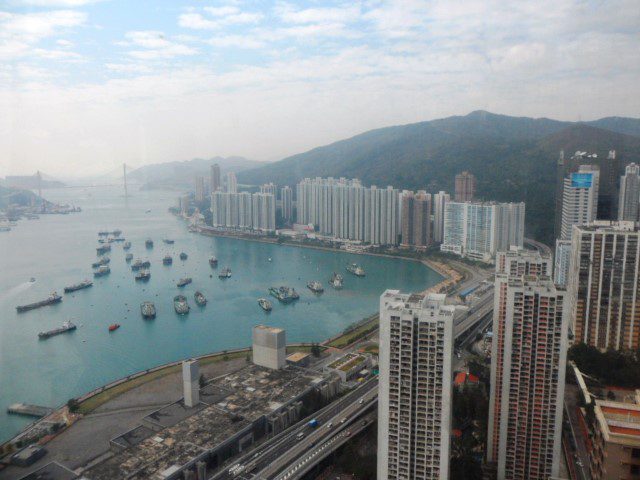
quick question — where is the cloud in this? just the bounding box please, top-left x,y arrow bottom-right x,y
178,8 -> 263,30
204,6 -> 240,17
275,3 -> 361,24
16,0 -> 103,5
124,30 -> 197,59
207,34 -> 265,49
105,63 -> 152,73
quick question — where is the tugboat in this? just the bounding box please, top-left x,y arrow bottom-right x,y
179,252 -> 188,261
163,255 -> 173,265
145,238 -> 153,249
135,270 -> 150,281
346,263 -> 365,277
177,277 -> 192,287
93,265 -> 111,277
258,298 -> 272,312
16,292 -> 62,313
329,272 -> 344,289
174,295 -> 189,314
140,301 -> 156,319
163,239 -> 175,244
123,241 -> 132,250
209,256 -> 218,267
96,244 -> 111,255
269,286 -> 300,304
108,323 -> 120,332
307,281 -> 324,293
131,259 -> 144,271
38,320 -> 76,339
125,253 -> 134,262
64,279 -> 93,293
91,257 -> 110,268
194,291 -> 207,306
218,267 -> 232,279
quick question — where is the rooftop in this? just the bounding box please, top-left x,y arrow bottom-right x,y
253,324 -> 284,334
286,352 -> 310,363
595,398 -> 640,445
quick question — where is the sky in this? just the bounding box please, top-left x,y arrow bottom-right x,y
1,0 -> 639,178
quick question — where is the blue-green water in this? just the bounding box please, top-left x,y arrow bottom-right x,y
0,186 -> 441,441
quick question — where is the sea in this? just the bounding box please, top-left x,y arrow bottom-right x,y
0,185 -> 441,442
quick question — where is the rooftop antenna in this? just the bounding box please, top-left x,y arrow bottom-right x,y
123,163 -> 128,198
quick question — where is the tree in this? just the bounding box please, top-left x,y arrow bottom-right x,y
199,374 -> 206,388
67,398 -> 79,413
311,343 -> 322,357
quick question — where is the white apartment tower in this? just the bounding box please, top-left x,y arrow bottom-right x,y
432,191 -> 450,244
195,176 -> 206,202
226,172 -> 238,193
211,191 -> 275,232
618,163 -> 640,221
281,186 -> 293,222
378,290 -> 454,480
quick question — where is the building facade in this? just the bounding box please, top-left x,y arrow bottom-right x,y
195,176 -> 206,202
454,171 -> 476,202
281,186 -> 293,222
210,164 -> 221,193
488,250 -> 568,480
432,191 -> 450,244
401,191 -> 432,248
226,172 -> 238,193
252,325 -> 286,370
567,221 -> 640,350
211,191 -> 276,232
619,163 -> 640,221
378,290 -> 455,480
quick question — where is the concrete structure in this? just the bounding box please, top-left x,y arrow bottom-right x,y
454,171 -> 476,202
252,325 -> 286,370
432,191 -> 450,244
378,290 -> 454,480
285,351 -> 310,367
211,191 -> 276,233
325,353 -> 372,382
281,186 -> 293,222
296,177 -> 400,245
260,183 -> 277,196
553,239 -> 572,287
488,249 -> 568,480
195,176 -> 206,202
567,221 -> 640,350
559,164 -> 600,241
619,163 -> 640,221
401,191 -> 432,248
226,172 -> 237,193
496,246 -> 551,277
182,360 -> 199,408
441,201 -> 525,262
210,164 -> 221,193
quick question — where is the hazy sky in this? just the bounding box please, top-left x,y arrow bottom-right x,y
1,0 -> 639,177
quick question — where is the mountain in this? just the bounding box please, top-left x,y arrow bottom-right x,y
586,117 -> 640,138
0,185 -> 41,210
128,156 -> 264,190
237,111 -> 640,245
2,172 -> 65,189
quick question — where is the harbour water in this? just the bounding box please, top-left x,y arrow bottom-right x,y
0,186 -> 441,442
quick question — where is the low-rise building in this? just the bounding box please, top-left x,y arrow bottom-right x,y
325,353 -> 372,382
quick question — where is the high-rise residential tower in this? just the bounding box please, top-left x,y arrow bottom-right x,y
454,171 -> 476,202
280,186 -> 293,222
401,191 -> 432,248
210,164 -> 221,193
378,290 -> 455,480
226,172 -> 238,193
432,191 -> 450,244
618,163 -> 640,221
260,183 -> 277,196
195,176 -> 206,202
488,249 -> 568,480
567,221 -> 640,350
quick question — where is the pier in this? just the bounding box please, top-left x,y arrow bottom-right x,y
7,403 -> 53,418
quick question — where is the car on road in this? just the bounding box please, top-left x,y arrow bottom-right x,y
340,417 -> 347,424
296,432 -> 305,440
326,422 -> 333,429
359,398 -> 364,404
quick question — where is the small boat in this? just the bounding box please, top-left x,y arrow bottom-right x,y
135,270 -> 150,281
177,277 -> 192,287
218,267 -> 231,279
125,253 -> 134,262
163,255 -> 173,265
269,286 -> 299,304
108,323 -> 120,332
96,244 -> 111,255
123,241 -> 132,250
93,265 -> 111,277
38,320 -> 76,339
307,280 -> 324,293
140,301 -> 156,319
258,298 -> 272,311
209,256 -> 218,267
112,229 -> 122,237
140,260 -> 151,268
268,257 -> 272,262
131,259 -> 144,271
145,239 -> 153,249
163,239 -> 175,244
329,272 -> 343,289
179,252 -> 188,261
64,279 -> 93,293
174,295 -> 189,314
91,257 -> 110,268
194,291 -> 207,306
29,277 -> 36,283
346,263 -> 365,277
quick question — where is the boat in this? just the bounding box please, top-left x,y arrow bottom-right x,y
140,301 -> 156,319
163,255 -> 173,265
329,273 -> 344,289
91,257 -> 110,268
163,239 -> 175,244
112,229 -> 122,237
269,286 -> 300,304
209,256 -> 218,267
96,244 -> 111,255
64,279 -> 93,293
174,295 -> 189,314
346,263 -> 365,277
29,277 -> 36,283
93,265 -> 111,277
16,292 -> 62,313
135,270 -> 150,281
179,252 -> 188,260
141,260 -> 151,268
258,298 -> 272,311
131,259 -> 143,271
98,230 -> 108,236
145,239 -> 153,248
112,237 -> 125,243
307,281 -> 324,293
218,267 -> 232,279
177,277 -> 192,287
108,323 -> 120,332
194,291 -> 207,306
125,253 -> 134,262
123,241 -> 132,250
0,226 -> 11,232
38,320 -> 76,339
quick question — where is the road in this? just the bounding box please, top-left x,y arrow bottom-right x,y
524,237 -> 552,256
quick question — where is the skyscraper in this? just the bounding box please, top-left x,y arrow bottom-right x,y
378,290 -> 455,480
210,191 -> 275,232
195,176 -> 206,202
432,191 -> 450,244
566,221 -> 640,350
488,250 -> 568,480
260,183 -> 277,196
401,191 -> 431,248
281,186 -> 293,222
226,172 -> 238,193
454,171 -> 476,202
210,164 -> 221,193
618,163 -> 640,221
